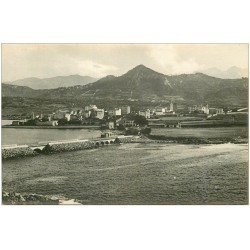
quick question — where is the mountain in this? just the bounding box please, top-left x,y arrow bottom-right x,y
1,83 -> 37,98
200,66 -> 248,79
2,64 -> 248,106
85,64 -> 170,99
4,75 -> 98,89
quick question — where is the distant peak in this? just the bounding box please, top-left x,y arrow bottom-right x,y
136,64 -> 146,67
133,64 -> 148,70
99,75 -> 116,81
128,64 -> 155,73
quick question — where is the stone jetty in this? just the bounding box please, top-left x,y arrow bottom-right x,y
2,144 -> 36,159
2,136 -> 141,159
43,139 -> 96,153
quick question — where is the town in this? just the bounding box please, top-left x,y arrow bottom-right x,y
7,101 -> 248,134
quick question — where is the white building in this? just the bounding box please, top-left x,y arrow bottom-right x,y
139,109 -> 151,119
155,107 -> 165,116
84,110 -> 91,118
95,109 -> 105,119
170,102 -> 174,112
54,110 -> 69,119
201,104 -> 209,115
65,113 -> 71,121
36,120 -> 58,126
216,108 -> 224,114
108,108 -> 122,116
121,106 -> 131,115
108,121 -> 115,129
85,105 -> 97,111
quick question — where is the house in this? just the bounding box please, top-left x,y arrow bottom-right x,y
108,121 -> 115,129
116,117 -> 135,127
139,109 -> 151,119
54,110 -> 69,119
65,113 -> 71,121
216,108 -> 224,114
47,114 -> 54,121
12,120 -> 25,126
201,104 -> 209,115
85,105 -> 97,111
70,114 -> 79,121
209,108 -> 223,115
169,101 -> 177,112
84,110 -> 91,118
121,106 -> 131,115
95,109 -> 105,119
154,107 -> 165,116
108,108 -> 122,116
189,104 -> 209,114
101,132 -> 113,138
164,120 -> 181,128
35,120 -> 58,126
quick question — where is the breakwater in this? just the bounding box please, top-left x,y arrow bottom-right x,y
2,136 -> 140,159
2,145 -> 36,159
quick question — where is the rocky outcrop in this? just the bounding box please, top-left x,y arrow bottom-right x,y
2,191 -> 59,205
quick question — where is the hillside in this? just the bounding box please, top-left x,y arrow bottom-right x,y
2,65 -> 248,107
4,75 -> 98,89
1,84 -> 37,98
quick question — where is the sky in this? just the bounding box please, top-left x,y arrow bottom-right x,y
2,44 -> 248,82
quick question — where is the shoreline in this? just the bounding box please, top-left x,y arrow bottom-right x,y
2,125 -> 101,129
2,135 -> 248,160
147,135 -> 248,145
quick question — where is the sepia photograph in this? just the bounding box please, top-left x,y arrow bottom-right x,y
1,0 -> 250,249
1,43 -> 248,205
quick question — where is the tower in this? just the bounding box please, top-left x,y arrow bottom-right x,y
170,101 -> 174,112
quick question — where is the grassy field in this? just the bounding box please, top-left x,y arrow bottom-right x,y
2,143 -> 248,204
151,126 -> 248,139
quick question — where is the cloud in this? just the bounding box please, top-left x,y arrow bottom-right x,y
67,59 -> 118,78
147,45 -> 205,75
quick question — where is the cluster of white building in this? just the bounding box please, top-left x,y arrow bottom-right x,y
46,105 -> 131,122
138,101 -> 177,119
188,104 -> 224,115
29,101 -> 226,126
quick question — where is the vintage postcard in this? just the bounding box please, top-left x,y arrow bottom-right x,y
1,44 -> 248,205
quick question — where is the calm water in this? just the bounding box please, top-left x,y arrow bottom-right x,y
2,143 -> 248,204
2,128 -> 101,145
2,125 -> 248,145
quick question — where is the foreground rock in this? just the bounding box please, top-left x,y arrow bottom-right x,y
2,191 -> 60,205
2,191 -> 83,205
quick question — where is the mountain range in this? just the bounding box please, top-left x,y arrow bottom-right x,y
200,66 -> 248,79
3,75 -> 98,89
2,65 -> 248,106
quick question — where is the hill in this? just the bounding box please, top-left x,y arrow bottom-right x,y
2,65 -> 248,107
201,66 -> 248,79
4,75 -> 98,89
